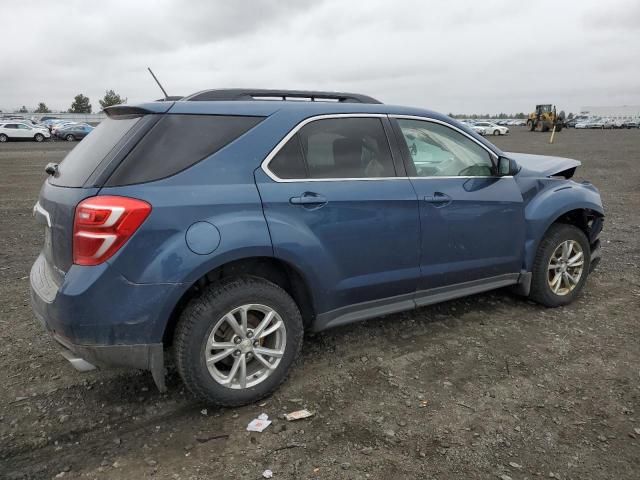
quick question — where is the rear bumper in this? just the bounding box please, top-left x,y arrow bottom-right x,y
48,331 -> 166,391
30,253 -> 184,390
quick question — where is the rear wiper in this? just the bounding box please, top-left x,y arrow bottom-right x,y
45,163 -> 58,176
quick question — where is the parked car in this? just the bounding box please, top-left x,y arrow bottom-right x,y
601,118 -> 615,129
622,121 -> 638,129
56,123 -> 94,141
462,121 -> 486,135
51,121 -> 77,136
30,89 -> 604,405
474,121 -> 509,136
41,119 -> 61,130
0,121 -> 51,142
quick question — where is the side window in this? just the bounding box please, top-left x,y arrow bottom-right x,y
397,119 -> 494,177
106,115 -> 264,186
269,134 -> 308,179
5,124 -> 17,129
298,118 -> 395,179
18,124 -> 30,129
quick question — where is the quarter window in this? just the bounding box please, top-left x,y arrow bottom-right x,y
269,134 -> 307,179
397,119 -> 494,177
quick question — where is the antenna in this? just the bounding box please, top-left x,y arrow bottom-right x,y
147,67 -> 168,100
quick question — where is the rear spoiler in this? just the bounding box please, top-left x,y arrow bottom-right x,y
104,102 -> 174,118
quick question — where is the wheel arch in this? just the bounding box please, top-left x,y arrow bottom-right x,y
161,256 -> 316,348
524,204 -> 604,271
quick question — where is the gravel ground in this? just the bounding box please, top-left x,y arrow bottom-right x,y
0,128 -> 639,479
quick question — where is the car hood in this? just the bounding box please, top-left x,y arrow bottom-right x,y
507,152 -> 581,179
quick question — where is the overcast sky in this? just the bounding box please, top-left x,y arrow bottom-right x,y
2,0 -> 639,115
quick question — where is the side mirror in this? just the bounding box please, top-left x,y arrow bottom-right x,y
497,156 -> 519,176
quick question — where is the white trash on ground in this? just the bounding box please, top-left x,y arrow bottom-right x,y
247,413 -> 271,432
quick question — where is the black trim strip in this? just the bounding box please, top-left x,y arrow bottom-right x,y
314,273 -> 521,331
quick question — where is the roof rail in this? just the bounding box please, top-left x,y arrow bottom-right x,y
182,88 -> 382,104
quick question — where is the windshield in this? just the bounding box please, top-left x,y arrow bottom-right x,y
50,116 -> 143,187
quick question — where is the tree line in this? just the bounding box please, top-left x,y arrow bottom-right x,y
10,90 -> 127,114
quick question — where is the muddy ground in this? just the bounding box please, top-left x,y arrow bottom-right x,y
1,128 -> 639,479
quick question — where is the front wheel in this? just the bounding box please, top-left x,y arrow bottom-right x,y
34,133 -> 44,142
0,134 -> 7,143
65,134 -> 75,142
493,129 -> 500,136
529,224 -> 591,307
174,277 -> 304,406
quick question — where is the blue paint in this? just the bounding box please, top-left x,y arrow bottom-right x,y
30,98 -> 604,353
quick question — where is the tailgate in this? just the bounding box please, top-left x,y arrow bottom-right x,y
34,182 -> 99,283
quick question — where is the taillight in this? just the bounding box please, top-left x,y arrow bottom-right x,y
73,196 -> 151,266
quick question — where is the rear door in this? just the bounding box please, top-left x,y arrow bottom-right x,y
391,116 -> 525,293
255,115 -> 420,323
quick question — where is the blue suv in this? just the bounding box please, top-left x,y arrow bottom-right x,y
30,89 -> 604,406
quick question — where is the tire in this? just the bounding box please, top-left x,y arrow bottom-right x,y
493,129 -> 500,136
34,133 -> 44,142
555,124 -> 563,132
527,120 -> 535,131
529,224 -> 591,307
174,276 -> 304,406
0,134 -> 7,143
65,134 -> 75,142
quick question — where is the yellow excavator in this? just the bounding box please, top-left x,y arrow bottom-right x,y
527,104 -> 564,132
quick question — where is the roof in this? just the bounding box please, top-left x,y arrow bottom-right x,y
106,93 -> 503,156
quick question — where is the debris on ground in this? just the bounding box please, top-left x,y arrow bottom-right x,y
247,413 -> 271,432
284,409 -> 314,421
262,469 -> 273,478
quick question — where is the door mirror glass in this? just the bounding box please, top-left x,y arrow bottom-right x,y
498,156 -> 518,176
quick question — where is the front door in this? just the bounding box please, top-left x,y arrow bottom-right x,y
391,117 -> 525,292
255,116 -> 421,323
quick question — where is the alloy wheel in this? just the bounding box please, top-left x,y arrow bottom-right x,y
205,304 -> 286,389
547,240 -> 584,295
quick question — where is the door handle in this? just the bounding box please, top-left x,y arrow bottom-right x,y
290,192 -> 328,207
423,192 -> 452,207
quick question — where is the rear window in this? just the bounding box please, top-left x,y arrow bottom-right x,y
105,115 -> 263,186
51,116 -> 142,187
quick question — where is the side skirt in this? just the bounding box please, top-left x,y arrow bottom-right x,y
314,273 -> 523,332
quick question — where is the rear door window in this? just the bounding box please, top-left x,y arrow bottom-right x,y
50,116 -> 143,187
301,118 -> 395,178
267,117 -> 396,180
105,115 -> 264,186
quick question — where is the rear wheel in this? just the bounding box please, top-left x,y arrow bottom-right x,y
0,134 -> 7,143
65,134 -> 75,142
174,277 -> 304,406
34,133 -> 44,142
527,120 -> 535,131
529,224 -> 590,307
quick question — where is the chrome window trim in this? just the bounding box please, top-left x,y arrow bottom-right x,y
260,113 -> 502,182
390,114 -> 499,161
260,113 -> 390,183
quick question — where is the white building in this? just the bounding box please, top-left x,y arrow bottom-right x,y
579,105 -> 640,120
